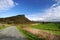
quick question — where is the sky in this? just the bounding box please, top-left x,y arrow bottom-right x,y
0,0 -> 60,21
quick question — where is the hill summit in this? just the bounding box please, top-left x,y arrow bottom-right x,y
0,15 -> 31,24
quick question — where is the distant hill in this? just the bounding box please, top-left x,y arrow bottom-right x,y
0,15 -> 31,24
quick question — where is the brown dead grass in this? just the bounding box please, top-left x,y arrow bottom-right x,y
22,27 -> 60,40
31,23 -> 39,26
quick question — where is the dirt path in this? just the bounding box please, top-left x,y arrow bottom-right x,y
0,26 -> 27,40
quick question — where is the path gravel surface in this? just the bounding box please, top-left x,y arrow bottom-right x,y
0,26 -> 27,40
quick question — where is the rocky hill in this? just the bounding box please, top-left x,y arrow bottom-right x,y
0,15 -> 31,24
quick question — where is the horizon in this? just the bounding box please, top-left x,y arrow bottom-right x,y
0,0 -> 60,21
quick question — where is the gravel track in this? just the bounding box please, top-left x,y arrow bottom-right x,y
0,26 -> 27,40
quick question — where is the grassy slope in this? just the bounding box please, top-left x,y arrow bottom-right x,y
29,23 -> 60,35
17,25 -> 45,40
0,26 -> 7,30
0,24 -> 11,30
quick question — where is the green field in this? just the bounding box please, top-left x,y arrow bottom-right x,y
0,26 -> 7,29
29,23 -> 60,35
16,23 -> 60,40
17,25 -> 45,40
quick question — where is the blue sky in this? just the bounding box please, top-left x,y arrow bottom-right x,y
0,0 -> 60,21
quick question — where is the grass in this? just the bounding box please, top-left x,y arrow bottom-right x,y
0,24 -> 11,30
17,25 -> 45,40
0,26 -> 7,30
29,23 -> 60,35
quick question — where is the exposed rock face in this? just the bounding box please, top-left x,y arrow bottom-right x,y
0,15 -> 31,24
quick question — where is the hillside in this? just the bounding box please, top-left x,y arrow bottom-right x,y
0,15 -> 31,24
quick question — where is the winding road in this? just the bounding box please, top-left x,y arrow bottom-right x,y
0,26 -> 27,40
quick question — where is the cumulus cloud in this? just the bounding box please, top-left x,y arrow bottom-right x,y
0,0 -> 18,11
40,2 -> 60,22
28,0 -> 60,22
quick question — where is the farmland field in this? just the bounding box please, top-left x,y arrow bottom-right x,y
29,23 -> 60,35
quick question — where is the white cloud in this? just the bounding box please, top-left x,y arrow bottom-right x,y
28,0 -> 60,22
40,3 -> 60,22
0,0 -> 18,11
26,14 -> 44,21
